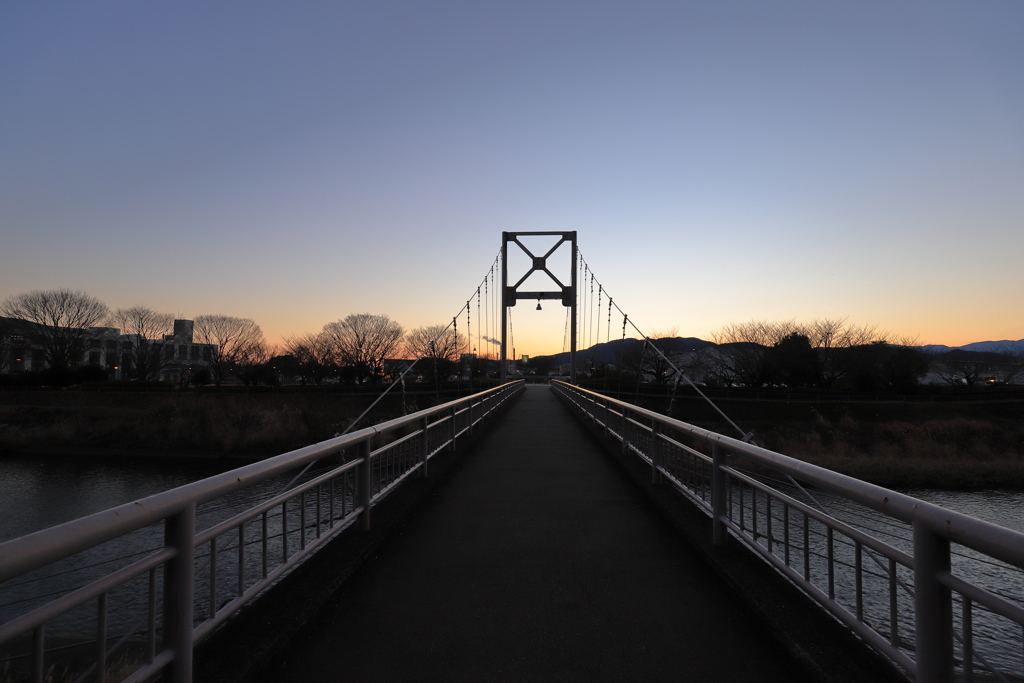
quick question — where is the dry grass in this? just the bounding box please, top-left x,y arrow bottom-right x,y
5,389 -> 1024,489
0,650 -> 147,683
655,396 -> 1024,489
753,411 -> 1024,489
0,390 -> 425,456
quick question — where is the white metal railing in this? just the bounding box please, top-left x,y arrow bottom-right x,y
552,380 -> 1024,683
0,381 -> 523,683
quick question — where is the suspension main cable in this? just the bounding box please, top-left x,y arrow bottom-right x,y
581,264 -> 587,352
284,249 -> 502,492
576,249 -> 750,442
590,272 -> 596,352
466,300 -> 472,387
572,250 -> 912,588
583,268 -> 589,352
4,259 -> 506,655
341,250 -> 505,435
493,259 -> 499,365
589,270 -> 598,352
607,296 -> 612,348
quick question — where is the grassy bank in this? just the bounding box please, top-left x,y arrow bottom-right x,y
3,388 -> 1024,489
0,388 -> 457,457
649,395 -> 1024,490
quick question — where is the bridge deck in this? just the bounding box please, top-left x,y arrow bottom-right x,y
254,385 -> 812,682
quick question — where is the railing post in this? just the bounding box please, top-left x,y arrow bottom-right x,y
651,421 -> 662,484
32,625 -> 44,683
359,439 -> 372,532
712,443 -> 727,546
914,523 -> 954,683
449,404 -> 457,452
621,408 -> 628,455
96,593 -> 107,683
420,416 -> 429,477
163,503 -> 196,683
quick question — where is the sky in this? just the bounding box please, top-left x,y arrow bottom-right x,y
2,2 -> 1022,358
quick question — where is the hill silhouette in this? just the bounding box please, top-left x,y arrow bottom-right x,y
534,337 -> 713,366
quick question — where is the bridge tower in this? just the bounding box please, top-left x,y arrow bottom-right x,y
500,231 -> 577,383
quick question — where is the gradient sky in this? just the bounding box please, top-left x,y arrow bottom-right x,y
2,2 -> 1022,357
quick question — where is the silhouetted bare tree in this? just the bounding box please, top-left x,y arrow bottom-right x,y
643,330 -> 693,384
322,313 -> 404,384
284,332 -> 336,385
0,289 -> 109,370
234,340 -> 275,387
932,350 -> 992,387
710,320 -> 799,387
109,306 -> 174,381
707,318 -> 894,389
997,346 -> 1024,385
194,315 -> 265,386
807,318 -> 880,389
878,337 -> 930,392
404,324 -> 463,384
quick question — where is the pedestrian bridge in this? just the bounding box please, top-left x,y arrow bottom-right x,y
3,381 -> 1024,683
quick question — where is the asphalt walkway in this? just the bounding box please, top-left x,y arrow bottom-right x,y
253,385 -> 812,682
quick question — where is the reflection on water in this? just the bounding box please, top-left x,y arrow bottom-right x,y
0,454 -> 243,543
3,454 -> 1024,676
744,483 -> 1024,678
905,488 -> 1024,676
0,453 -> 299,644
902,488 -> 1024,533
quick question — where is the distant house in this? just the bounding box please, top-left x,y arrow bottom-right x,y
0,316 -> 215,382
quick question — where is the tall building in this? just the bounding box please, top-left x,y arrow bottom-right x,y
0,316 -> 215,382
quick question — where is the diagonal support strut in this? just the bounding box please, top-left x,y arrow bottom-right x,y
501,231 -> 577,383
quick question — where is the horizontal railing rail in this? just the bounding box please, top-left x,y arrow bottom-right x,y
0,380 -> 523,683
552,380 -> 1024,683
590,385 -> 1024,405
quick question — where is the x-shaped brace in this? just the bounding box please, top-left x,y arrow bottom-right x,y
504,233 -> 574,306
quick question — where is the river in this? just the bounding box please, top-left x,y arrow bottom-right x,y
0,453 -> 245,544
2,453 -> 1023,677
0,452 -> 342,652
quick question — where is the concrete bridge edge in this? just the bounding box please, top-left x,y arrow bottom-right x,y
550,387 -> 911,683
193,388 -> 526,683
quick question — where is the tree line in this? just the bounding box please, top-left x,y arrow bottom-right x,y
596,319 -> 1024,393
280,319 -> 467,387
0,288 -> 472,387
4,290 -> 1019,391
703,319 -> 930,392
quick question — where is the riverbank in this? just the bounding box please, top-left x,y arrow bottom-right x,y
0,389 -> 449,458
3,389 -> 1024,489
757,412 -> 1024,489
654,395 -> 1024,490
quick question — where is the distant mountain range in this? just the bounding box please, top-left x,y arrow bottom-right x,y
534,337 -> 1024,363
918,340 -> 1024,354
